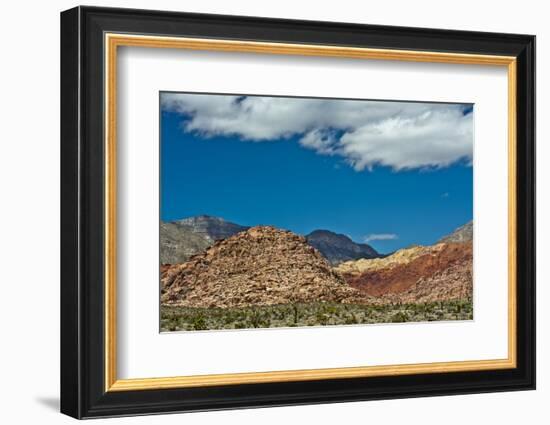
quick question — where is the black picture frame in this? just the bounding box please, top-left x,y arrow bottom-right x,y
61,5 -> 535,419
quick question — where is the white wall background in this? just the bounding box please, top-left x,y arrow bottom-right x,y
0,0 -> 544,423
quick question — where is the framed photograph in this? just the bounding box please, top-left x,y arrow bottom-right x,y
60,6 -> 535,419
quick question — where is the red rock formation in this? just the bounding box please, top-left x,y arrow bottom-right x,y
339,242 -> 473,302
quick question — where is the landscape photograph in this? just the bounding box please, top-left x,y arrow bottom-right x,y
159,92 -> 474,332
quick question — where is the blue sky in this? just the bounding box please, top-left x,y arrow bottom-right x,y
160,93 -> 473,253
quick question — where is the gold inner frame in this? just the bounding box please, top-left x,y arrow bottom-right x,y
104,33 -> 518,392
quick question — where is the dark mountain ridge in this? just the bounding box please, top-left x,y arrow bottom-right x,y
305,229 -> 379,265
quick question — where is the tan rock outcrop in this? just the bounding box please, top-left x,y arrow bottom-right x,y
161,226 -> 370,308
334,244 -> 446,275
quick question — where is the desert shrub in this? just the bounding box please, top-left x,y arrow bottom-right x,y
391,311 -> 409,323
316,312 -> 329,325
344,314 -> 358,325
192,314 -> 207,331
292,304 -> 299,324
249,309 -> 270,328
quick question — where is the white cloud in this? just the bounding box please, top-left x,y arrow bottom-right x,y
364,233 -> 399,242
299,129 -> 339,155
161,93 -> 473,171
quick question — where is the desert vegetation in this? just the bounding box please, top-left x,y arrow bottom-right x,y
161,299 -> 473,331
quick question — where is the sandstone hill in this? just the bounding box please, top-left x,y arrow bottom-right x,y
334,221 -> 473,303
383,254 -> 472,304
335,241 -> 472,302
161,226 -> 369,308
335,244 -> 446,276
339,243 -> 472,296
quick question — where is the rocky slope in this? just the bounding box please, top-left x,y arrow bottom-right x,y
176,215 -> 249,242
334,221 -> 473,303
161,226 -> 369,308
334,244 -> 445,276
383,255 -> 473,304
339,242 -> 472,297
438,221 -> 473,243
305,230 -> 379,265
160,222 -> 211,264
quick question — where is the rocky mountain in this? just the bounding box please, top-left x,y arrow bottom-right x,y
160,215 -> 248,264
305,230 -> 379,266
334,221 -> 473,302
438,221 -> 473,243
383,254 -> 472,304
161,226 -> 369,308
338,242 -> 472,297
160,222 -> 211,264
176,215 -> 249,242
161,215 -> 379,266
335,244 -> 445,276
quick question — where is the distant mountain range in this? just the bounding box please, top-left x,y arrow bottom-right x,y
160,215 -> 380,265
160,222 -> 211,265
176,215 -> 249,242
306,230 -> 379,265
161,220 -> 474,309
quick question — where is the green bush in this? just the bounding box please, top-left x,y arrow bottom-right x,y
390,311 -> 409,323
192,315 -> 207,330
